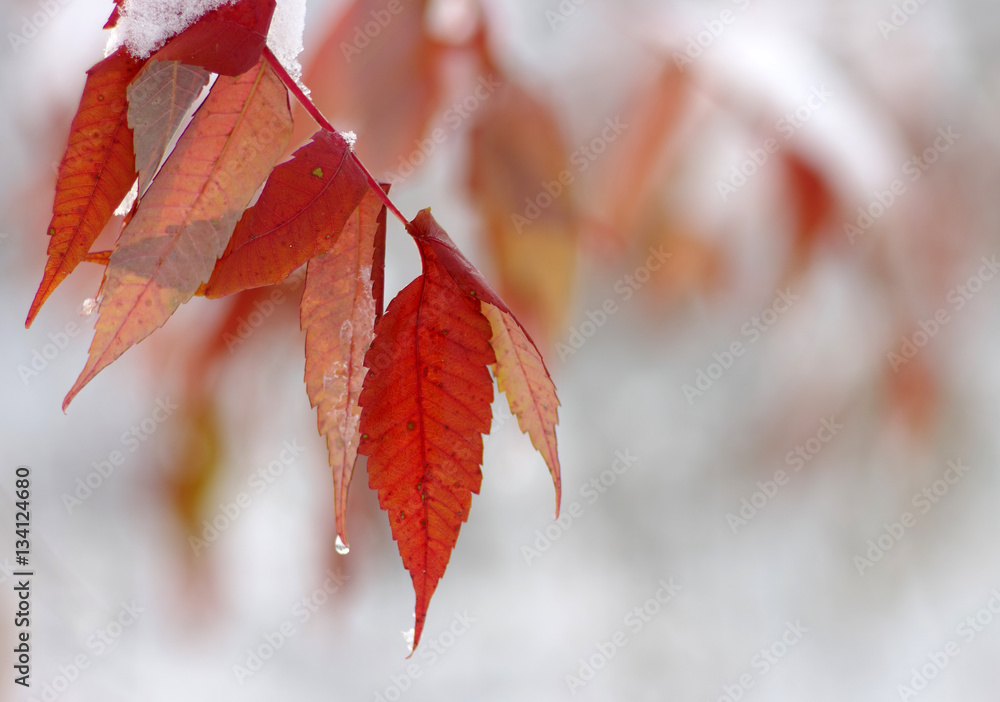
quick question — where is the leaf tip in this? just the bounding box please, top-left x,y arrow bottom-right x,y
406,208 -> 434,239
26,284 -> 51,329
407,608 -> 427,657
64,361 -> 100,412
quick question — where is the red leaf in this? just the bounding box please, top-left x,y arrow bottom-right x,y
204,129 -> 369,298
358,236 -> 496,653
782,152 -> 835,279
104,0 -> 125,29
301,186 -> 388,547
372,201 -> 387,323
128,60 -> 211,196
64,59 -> 293,409
407,210 -> 524,337
156,0 -> 276,76
409,209 -> 561,514
26,48 -> 144,328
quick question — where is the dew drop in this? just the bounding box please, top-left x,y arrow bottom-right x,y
335,535 -> 350,555
79,297 -> 101,317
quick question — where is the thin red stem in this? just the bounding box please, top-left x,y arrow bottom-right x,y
263,48 -> 410,228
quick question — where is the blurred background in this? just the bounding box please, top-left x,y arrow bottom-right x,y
4,0 -> 1000,699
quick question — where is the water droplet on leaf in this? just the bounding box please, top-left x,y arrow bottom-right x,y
335,535 -> 350,555
80,297 -> 101,316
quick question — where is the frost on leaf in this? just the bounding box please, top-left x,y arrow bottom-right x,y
301,185 -> 388,547
108,0 -> 234,58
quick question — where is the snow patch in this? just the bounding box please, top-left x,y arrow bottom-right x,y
106,0 -> 306,81
341,131 -> 357,150
106,0 -> 232,58
266,0 -> 306,83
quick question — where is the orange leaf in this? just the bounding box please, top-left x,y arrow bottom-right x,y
64,59 -> 293,409
26,47 -> 144,328
204,129 -> 369,298
83,250 -> 112,266
631,202 -> 721,304
467,83 -> 577,340
301,186 -> 388,547
294,0 -> 442,173
480,303 -> 561,515
358,233 -> 495,653
596,64 -> 690,242
128,60 -> 211,195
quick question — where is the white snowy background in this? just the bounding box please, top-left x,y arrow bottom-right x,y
3,0 -> 1000,700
